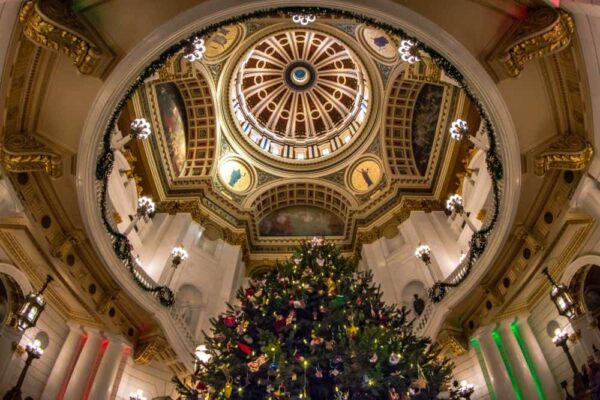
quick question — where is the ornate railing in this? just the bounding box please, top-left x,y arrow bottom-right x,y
169,308 -> 197,348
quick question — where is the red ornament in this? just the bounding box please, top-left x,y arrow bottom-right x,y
357,297 -> 363,305
274,316 -> 286,332
238,342 -> 252,355
196,381 -> 207,391
245,288 -> 255,298
223,316 -> 237,327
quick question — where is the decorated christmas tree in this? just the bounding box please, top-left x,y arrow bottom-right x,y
175,238 -> 452,399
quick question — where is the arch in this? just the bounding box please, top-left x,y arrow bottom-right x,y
76,0 -> 520,352
560,254 -> 600,286
174,284 -> 203,334
0,263 -> 33,295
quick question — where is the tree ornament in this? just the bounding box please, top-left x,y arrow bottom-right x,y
389,353 -> 400,365
224,378 -> 233,398
315,368 -> 323,378
236,320 -> 248,334
238,342 -> 252,355
334,294 -> 346,306
316,257 -> 325,267
346,324 -> 359,338
325,340 -> 335,350
369,353 -> 378,363
310,336 -> 324,346
248,354 -> 268,372
223,315 -> 236,327
331,368 -> 340,377
388,387 -> 400,400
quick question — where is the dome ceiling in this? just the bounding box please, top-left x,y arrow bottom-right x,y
230,28 -> 370,161
112,13 -> 485,257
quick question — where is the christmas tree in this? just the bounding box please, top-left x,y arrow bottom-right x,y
175,238 -> 452,399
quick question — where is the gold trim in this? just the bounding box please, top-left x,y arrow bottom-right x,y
2,134 -> 62,177
534,134 -> 594,176
488,7 -> 574,79
19,0 -> 113,77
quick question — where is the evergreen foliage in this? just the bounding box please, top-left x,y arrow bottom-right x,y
176,238 -> 452,399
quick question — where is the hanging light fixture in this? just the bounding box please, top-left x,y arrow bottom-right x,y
398,40 -> 420,64
414,244 -> 432,266
542,267 -> 577,320
129,389 -> 147,400
292,14 -> 316,26
15,275 -> 53,332
183,37 -> 206,62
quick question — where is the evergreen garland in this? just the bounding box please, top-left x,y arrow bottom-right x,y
93,7 -> 505,307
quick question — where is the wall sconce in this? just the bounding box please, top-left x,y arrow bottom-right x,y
112,118 -> 152,150
551,328 -> 585,398
123,196 -> 156,235
448,119 -> 489,151
414,244 -> 432,266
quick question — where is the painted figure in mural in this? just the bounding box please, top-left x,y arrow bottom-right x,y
156,83 -> 187,176
211,27 -> 231,49
360,168 -> 373,186
372,35 -> 389,50
228,168 -> 244,187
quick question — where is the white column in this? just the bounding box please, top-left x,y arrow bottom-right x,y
497,319 -> 541,400
63,328 -> 103,400
474,325 -> 517,400
519,316 -> 561,400
41,322 -> 86,399
88,334 -> 128,400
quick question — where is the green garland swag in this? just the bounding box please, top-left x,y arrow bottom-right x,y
93,6 -> 504,307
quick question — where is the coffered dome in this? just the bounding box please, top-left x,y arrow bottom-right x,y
229,28 -> 370,161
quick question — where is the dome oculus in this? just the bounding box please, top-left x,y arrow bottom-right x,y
230,29 -> 370,161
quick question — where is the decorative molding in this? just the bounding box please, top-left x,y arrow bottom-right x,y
2,134 -> 62,177
156,199 -> 210,226
133,333 -> 167,365
534,134 -> 593,176
436,327 -> 468,357
488,7 -> 574,79
18,0 -> 114,77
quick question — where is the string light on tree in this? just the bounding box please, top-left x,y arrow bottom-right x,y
398,39 -> 420,64
449,119 -> 489,150
184,36 -> 206,62
112,118 -> 152,150
292,14 -> 316,25
123,196 -> 156,235
415,243 -> 432,266
173,238 -> 451,399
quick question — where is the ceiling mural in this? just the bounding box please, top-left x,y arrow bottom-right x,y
119,14 -> 479,256
258,206 -> 345,237
155,82 -> 188,177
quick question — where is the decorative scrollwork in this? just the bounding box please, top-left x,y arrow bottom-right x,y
489,7 -> 574,79
19,0 -> 114,77
534,134 -> 594,176
2,134 -> 62,177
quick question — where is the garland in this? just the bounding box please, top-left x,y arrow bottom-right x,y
93,6 -> 504,307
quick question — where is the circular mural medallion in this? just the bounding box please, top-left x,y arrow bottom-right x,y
203,24 -> 244,62
349,157 -> 382,193
358,25 -> 398,64
218,158 -> 253,193
229,28 -> 371,162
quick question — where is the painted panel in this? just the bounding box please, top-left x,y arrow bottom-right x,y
411,84 -> 444,176
156,82 -> 187,176
258,206 -> 344,237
